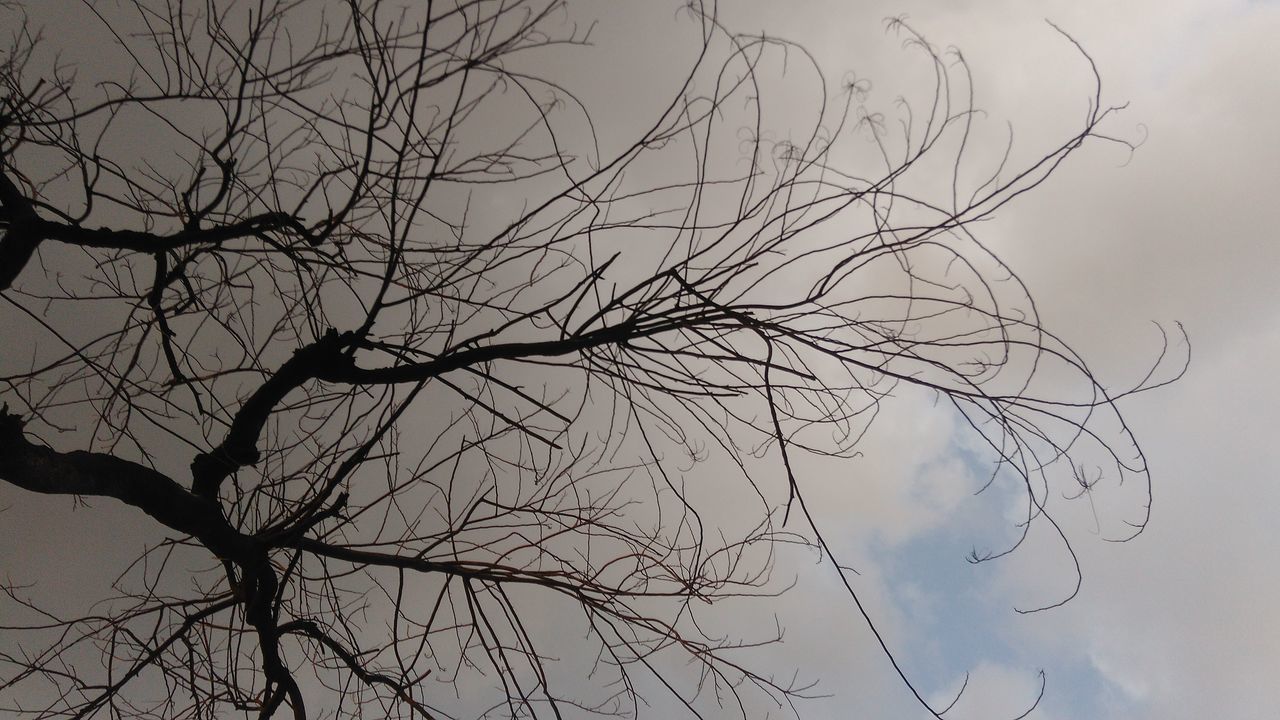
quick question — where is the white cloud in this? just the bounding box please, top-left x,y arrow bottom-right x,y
748,1 -> 1280,717
930,661 -> 1056,720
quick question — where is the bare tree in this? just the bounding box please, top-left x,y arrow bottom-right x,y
0,1 -> 1184,719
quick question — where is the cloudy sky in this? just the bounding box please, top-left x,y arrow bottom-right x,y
705,1 -> 1280,718
2,1 -> 1277,719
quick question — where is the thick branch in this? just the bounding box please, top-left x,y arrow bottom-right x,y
191,329 -> 356,500
191,320 -> 683,500
0,171 -> 318,291
0,168 -> 39,291
321,318 -> 695,386
28,212 -> 318,252
0,408 -> 253,561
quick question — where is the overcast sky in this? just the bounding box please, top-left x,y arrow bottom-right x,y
2,1 -> 1277,719
710,1 -> 1280,718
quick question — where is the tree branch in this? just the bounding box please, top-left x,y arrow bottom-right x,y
0,186 -> 320,291
0,406 -> 253,561
191,329 -> 356,500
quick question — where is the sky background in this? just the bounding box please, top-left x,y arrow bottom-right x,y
2,1 -> 1278,719
703,1 -> 1280,718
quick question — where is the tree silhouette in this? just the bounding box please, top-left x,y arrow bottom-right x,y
0,2 -> 1184,718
